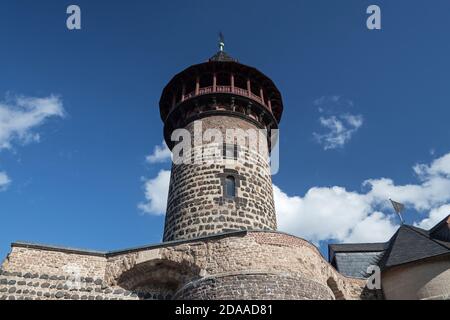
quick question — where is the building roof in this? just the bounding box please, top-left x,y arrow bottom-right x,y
378,224 -> 450,270
329,242 -> 387,255
209,50 -> 238,62
430,215 -> 450,243
329,243 -> 387,278
329,214 -> 450,278
333,252 -> 385,279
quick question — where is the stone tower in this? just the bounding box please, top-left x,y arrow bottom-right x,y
1,42 -> 397,301
159,43 -> 283,241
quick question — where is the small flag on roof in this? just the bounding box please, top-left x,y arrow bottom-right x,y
390,199 -> 405,224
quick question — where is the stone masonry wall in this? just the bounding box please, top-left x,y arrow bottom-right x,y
173,272 -> 334,300
1,232 -> 377,300
164,115 -> 276,241
0,270 -> 142,300
0,245 -> 140,300
2,246 -> 106,278
105,231 -> 375,300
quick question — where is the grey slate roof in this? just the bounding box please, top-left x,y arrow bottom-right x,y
378,224 -> 450,270
430,216 -> 450,243
329,243 -> 387,278
333,252 -> 385,278
329,214 -> 450,278
329,242 -> 387,255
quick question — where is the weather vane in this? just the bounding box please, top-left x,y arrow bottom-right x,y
218,32 -> 225,52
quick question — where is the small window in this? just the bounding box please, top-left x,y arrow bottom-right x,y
223,144 -> 237,160
225,176 -> 236,198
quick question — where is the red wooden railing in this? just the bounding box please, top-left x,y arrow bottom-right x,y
182,86 -> 267,108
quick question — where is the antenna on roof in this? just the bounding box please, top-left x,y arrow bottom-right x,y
218,32 -> 225,52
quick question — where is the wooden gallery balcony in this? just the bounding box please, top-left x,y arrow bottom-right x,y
170,74 -> 274,114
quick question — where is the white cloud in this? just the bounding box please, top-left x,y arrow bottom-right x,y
276,151 -> 450,243
364,177 -> 450,212
414,204 -> 450,230
139,145 -> 450,244
314,95 -> 341,107
274,185 -> 397,244
342,114 -> 363,128
414,153 -> 450,178
145,141 -> 172,164
138,170 -> 171,215
0,94 -> 65,190
0,95 -> 65,150
313,114 -> 363,150
343,212 -> 398,243
0,171 -> 11,191
364,153 -> 450,212
313,96 -> 363,150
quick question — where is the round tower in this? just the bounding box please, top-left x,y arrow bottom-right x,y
159,41 -> 283,241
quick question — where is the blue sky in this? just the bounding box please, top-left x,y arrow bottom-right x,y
1,0 -> 450,261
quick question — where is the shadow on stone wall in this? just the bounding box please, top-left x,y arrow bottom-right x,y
326,277 -> 344,300
116,259 -> 202,300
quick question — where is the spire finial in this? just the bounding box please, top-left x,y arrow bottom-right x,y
218,32 -> 225,52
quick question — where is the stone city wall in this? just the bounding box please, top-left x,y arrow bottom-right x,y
0,245 -> 139,300
1,231 -> 376,300
106,231 -> 374,300
2,245 -> 106,278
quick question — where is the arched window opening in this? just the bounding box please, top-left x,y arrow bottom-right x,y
223,144 -> 237,160
225,176 -> 236,198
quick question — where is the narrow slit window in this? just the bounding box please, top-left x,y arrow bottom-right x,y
225,176 -> 236,198
224,144 -> 237,160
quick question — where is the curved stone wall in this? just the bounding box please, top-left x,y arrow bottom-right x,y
382,254 -> 450,300
173,272 -> 334,300
106,232 -> 373,300
163,115 -> 276,241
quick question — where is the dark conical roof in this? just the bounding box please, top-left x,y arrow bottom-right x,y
209,50 -> 238,62
430,214 -> 450,242
378,225 -> 450,270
